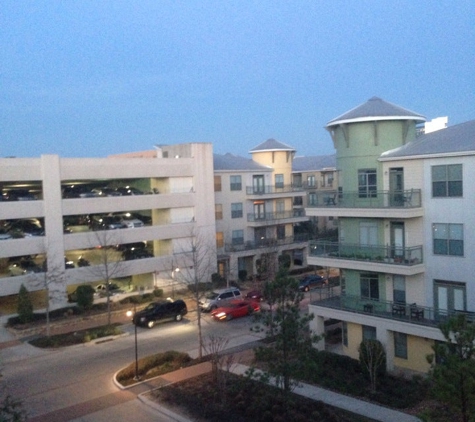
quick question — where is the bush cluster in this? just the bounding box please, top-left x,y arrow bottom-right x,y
116,350 -> 192,385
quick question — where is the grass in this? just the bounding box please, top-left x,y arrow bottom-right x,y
29,324 -> 123,348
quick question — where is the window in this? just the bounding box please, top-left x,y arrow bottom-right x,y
277,225 -> 285,240
230,175 -> 242,191
434,280 -> 466,314
432,164 -> 462,197
308,192 -> 317,206
254,202 -> 265,220
215,204 -> 223,220
276,200 -> 285,215
433,223 -> 463,256
275,174 -> 284,189
253,175 -> 265,194
358,169 -> 377,198
342,322 -> 348,346
393,275 -> 406,304
394,332 -> 408,359
214,176 -> 222,192
307,175 -> 316,187
362,325 -> 376,341
360,273 -> 379,300
231,202 -> 243,219
216,232 -> 224,248
232,230 -> 244,245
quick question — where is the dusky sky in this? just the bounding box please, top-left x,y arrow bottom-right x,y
1,1 -> 474,158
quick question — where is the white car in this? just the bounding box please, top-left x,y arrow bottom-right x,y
120,217 -> 144,228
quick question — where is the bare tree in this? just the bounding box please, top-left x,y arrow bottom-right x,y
34,261 -> 66,337
174,228 -> 216,360
358,339 -> 387,392
85,230 -> 125,326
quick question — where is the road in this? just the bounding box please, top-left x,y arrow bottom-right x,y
1,311 -> 263,421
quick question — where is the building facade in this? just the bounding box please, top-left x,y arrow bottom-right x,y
0,143 -> 216,309
307,97 -> 475,374
214,139 -> 310,282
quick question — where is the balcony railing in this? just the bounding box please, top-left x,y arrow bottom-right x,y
306,189 -> 421,209
247,209 -> 306,222
246,185 -> 305,195
308,240 -> 423,266
310,293 -> 475,328
225,234 -> 309,253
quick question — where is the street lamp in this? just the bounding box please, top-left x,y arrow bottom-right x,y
171,267 -> 179,299
126,305 -> 140,381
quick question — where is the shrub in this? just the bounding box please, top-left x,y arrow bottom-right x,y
153,288 -> 163,297
238,270 -> 247,282
76,285 -> 95,310
17,284 -> 34,324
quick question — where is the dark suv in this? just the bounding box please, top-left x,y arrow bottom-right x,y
132,299 -> 188,328
298,275 -> 327,292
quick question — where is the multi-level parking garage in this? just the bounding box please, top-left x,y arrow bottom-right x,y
0,143 -> 216,310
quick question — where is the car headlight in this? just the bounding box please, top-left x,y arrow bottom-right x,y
215,312 -> 226,319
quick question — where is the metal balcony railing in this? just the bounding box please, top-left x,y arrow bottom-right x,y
224,234 -> 309,252
246,185 -> 305,195
310,293 -> 475,328
247,209 -> 306,222
306,189 -> 421,208
308,240 -> 423,266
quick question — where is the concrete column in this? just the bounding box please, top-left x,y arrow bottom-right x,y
41,155 -> 68,309
376,326 -> 394,372
310,314 -> 326,351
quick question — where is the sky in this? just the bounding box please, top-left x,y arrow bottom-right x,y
1,1 -> 474,159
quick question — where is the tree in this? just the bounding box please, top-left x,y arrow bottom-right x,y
358,339 -> 386,392
0,380 -> 27,421
174,228 -> 216,360
35,261 -> 66,337
427,314 -> 475,422
17,284 -> 33,324
86,231 -> 125,326
250,266 -> 320,397
75,285 -> 95,310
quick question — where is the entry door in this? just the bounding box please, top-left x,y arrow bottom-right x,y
253,175 -> 265,194
389,168 -> 404,206
390,222 -> 405,261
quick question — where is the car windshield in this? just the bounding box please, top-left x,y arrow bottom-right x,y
205,292 -> 219,300
145,302 -> 165,311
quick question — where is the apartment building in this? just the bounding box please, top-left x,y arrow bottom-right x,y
0,143 -> 216,310
307,96 -> 475,374
292,155 -> 337,234
214,139 -> 309,281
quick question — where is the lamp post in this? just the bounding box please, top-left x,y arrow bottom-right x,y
171,267 -> 179,299
126,304 -> 140,381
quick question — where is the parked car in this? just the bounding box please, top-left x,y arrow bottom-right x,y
131,299 -> 188,328
211,299 -> 260,321
90,215 -> 127,230
95,283 -> 124,296
8,260 -> 43,276
245,290 -> 263,301
199,287 -> 242,312
62,185 -> 98,198
65,257 -> 75,269
2,189 -> 36,201
0,229 -> 12,240
77,256 -> 90,267
6,220 -> 44,237
116,241 -> 147,251
91,187 -> 122,197
298,274 -> 327,292
122,248 -> 154,260
115,186 -> 144,196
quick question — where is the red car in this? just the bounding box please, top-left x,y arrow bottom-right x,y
211,299 -> 260,321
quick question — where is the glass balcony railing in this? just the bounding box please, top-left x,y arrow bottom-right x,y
247,209 -> 306,222
225,234 -> 309,252
246,185 -> 305,195
306,189 -> 421,208
308,240 -> 423,265
310,293 -> 475,328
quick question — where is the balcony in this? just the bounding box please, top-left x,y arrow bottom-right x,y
310,293 -> 475,328
247,209 -> 307,226
246,185 -> 305,197
305,189 -> 423,219
225,234 -> 309,253
308,241 -> 424,276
